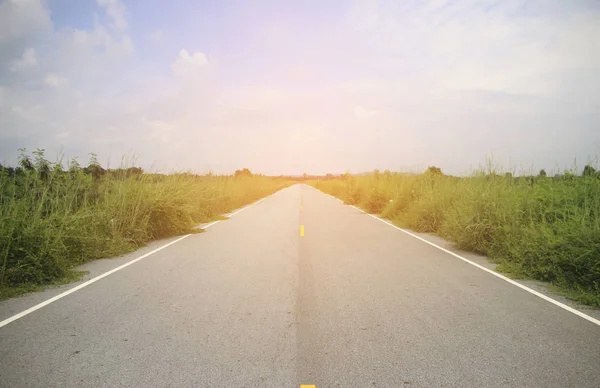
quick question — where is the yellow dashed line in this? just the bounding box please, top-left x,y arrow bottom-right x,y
300,385 -> 316,388
300,225 -> 305,236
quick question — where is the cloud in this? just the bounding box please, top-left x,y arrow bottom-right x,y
11,103 -> 44,122
44,73 -> 69,88
171,49 -> 211,81
10,47 -> 37,71
0,0 -> 599,175
0,0 -> 51,43
176,49 -> 208,67
0,0 -> 137,157
343,0 -> 600,100
97,0 -> 128,30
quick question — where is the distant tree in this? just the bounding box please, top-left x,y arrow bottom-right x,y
504,172 -> 513,179
234,168 -> 252,177
18,148 -> 34,171
84,153 -> 106,180
32,149 -> 51,181
583,164 -> 597,177
111,167 -> 144,178
0,163 -> 16,176
303,173 -> 308,179
325,173 -> 334,179
127,167 -> 143,176
425,166 -> 443,176
68,157 -> 81,173
538,169 -> 547,178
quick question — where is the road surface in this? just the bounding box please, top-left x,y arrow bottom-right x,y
1,184 -> 599,387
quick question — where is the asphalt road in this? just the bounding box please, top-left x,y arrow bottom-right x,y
1,184 -> 599,388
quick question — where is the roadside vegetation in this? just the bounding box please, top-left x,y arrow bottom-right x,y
310,164 -> 600,307
0,149 -> 290,299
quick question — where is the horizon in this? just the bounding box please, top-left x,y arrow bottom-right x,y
2,148 -> 594,178
1,0 -> 599,176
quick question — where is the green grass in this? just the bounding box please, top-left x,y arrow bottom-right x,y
0,269 -> 86,300
309,168 -> 600,307
0,150 -> 291,299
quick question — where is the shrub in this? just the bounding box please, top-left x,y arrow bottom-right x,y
0,150 -> 290,293
309,166 -> 600,306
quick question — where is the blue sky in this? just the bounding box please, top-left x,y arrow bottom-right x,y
1,0 -> 599,175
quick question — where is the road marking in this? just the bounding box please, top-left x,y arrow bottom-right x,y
347,205 -> 600,328
0,192 -> 278,329
300,224 -> 305,236
300,385 -> 316,388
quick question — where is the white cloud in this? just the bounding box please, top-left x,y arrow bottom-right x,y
345,0 -> 600,99
0,0 -> 51,43
11,103 -> 44,121
97,0 -> 128,30
1,0 -> 599,176
10,47 -> 37,71
44,73 -> 69,88
177,49 -> 208,66
0,0 -> 137,154
172,49 -> 210,80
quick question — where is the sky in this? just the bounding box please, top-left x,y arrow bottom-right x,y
1,0 -> 599,176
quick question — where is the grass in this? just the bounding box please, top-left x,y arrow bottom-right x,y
0,150 -> 291,299
309,167 -> 600,307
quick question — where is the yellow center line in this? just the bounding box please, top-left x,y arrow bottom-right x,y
300,385 -> 316,388
300,224 -> 305,236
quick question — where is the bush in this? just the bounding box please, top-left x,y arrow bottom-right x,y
309,166 -> 600,306
0,150 -> 290,293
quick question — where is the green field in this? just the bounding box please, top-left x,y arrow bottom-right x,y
309,166 -> 600,306
0,150 -> 290,299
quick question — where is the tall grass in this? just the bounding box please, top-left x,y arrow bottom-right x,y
0,150 -> 290,297
310,168 -> 600,306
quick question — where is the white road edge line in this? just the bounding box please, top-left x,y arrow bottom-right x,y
0,191 -> 279,329
347,205 -> 600,327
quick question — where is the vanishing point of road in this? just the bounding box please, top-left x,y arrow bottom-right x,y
1,185 -> 599,387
